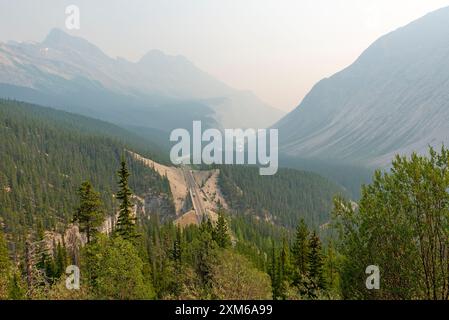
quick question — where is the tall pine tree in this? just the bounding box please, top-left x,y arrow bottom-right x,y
115,159 -> 138,241
74,181 -> 105,243
195,225 -> 217,298
292,219 -> 310,282
214,212 -> 231,248
308,231 -> 325,290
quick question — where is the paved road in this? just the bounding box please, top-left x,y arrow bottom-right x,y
182,167 -> 207,223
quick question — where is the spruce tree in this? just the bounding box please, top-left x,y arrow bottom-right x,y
115,159 -> 138,241
196,228 -> 217,297
214,212 -> 231,248
292,219 -> 310,281
74,181 -> 105,243
308,231 -> 325,290
54,242 -> 68,279
280,238 -> 293,281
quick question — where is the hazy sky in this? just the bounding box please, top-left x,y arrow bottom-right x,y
1,0 -> 449,111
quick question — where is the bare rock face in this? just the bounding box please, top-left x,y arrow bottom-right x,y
44,224 -> 86,264
144,190 -> 176,222
277,7 -> 449,168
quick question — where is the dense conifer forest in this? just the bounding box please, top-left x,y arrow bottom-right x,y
0,100 -> 170,243
218,165 -> 345,228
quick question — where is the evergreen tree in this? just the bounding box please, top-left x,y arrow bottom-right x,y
81,241 -> 100,293
275,238 -> 294,300
292,219 -> 310,283
200,216 -> 214,235
115,159 -> 138,241
195,224 -> 217,298
74,181 -> 105,243
54,242 -> 68,279
308,231 -> 325,290
214,212 -> 231,248
37,251 -> 57,283
280,238 -> 293,280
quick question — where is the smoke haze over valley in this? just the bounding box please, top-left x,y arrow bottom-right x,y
0,1 -> 448,304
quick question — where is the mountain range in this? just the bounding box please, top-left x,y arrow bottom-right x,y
2,8 -> 449,174
0,28 -> 283,146
277,6 -> 449,168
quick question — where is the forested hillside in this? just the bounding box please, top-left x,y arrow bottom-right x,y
218,166 -> 345,228
0,99 -> 343,300
0,99 -> 171,242
0,99 -> 445,301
